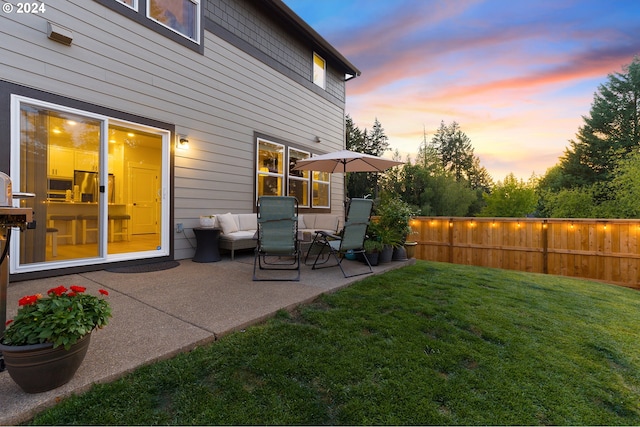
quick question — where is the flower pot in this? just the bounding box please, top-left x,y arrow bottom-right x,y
379,245 -> 393,264
392,246 -> 408,261
359,251 -> 379,266
199,216 -> 216,227
404,241 -> 418,259
0,333 -> 91,393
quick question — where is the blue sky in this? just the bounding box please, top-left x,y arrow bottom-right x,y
282,0 -> 640,181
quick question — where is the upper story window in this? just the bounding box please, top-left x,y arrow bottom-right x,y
313,53 -> 326,89
148,0 -> 200,42
116,0 -> 136,8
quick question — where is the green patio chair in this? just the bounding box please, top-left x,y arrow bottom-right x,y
253,196 -> 301,281
306,198 -> 374,278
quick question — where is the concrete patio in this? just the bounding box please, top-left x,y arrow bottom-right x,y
0,253 -> 413,425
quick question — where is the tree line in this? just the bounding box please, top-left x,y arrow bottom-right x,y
347,56 -> 640,219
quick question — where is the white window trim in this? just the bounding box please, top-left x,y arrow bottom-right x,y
9,94 -> 171,274
313,52 -> 326,89
255,138 -> 331,210
256,138 -> 285,201
312,163 -> 331,209
288,147 -> 311,208
147,0 -> 201,44
115,0 -> 137,10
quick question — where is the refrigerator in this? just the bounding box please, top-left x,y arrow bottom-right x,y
74,171 -> 115,203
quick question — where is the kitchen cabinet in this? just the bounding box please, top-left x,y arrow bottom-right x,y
75,150 -> 99,172
48,146 -> 75,177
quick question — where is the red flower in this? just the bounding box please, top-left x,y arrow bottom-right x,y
70,285 -> 86,293
18,294 -> 40,306
67,291 -> 77,297
47,286 -> 67,296
5,319 -> 13,326
99,289 -> 109,296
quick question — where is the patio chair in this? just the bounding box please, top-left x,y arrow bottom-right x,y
253,196 -> 301,281
306,198 -> 374,278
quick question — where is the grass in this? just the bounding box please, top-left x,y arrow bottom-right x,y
30,261 -> 640,425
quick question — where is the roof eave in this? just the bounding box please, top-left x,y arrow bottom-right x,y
265,0 -> 362,80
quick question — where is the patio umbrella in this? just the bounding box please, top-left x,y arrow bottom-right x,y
292,149 -> 403,173
292,149 -> 404,210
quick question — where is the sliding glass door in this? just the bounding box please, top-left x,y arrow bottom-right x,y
11,95 -> 170,273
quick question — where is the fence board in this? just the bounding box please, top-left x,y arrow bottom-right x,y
407,217 -> 640,288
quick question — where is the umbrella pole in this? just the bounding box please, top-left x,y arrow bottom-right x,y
343,160 -> 348,220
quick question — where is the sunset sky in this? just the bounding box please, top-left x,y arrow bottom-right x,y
283,0 -> 640,182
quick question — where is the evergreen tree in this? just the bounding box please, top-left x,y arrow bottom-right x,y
432,121 -> 475,181
559,56 -> 640,187
345,116 -> 390,198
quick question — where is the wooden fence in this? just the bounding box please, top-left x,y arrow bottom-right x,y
407,217 -> 640,288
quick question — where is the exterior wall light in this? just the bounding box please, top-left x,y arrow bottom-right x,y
177,137 -> 189,150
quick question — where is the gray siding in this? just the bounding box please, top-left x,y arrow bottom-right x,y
205,0 -> 345,102
1,0 -> 347,261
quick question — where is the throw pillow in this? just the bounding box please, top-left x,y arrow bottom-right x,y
218,213 -> 239,235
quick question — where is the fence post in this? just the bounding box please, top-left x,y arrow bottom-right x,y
542,220 -> 548,274
448,218 -> 454,263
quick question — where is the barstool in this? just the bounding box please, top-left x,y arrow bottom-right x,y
47,215 -> 77,245
79,215 -> 98,244
108,214 -> 131,242
46,227 -> 59,257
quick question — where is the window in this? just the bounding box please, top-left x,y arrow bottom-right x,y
256,137 -> 330,210
313,53 -> 326,89
115,0 -> 136,9
100,0 -> 202,50
288,148 -> 310,207
148,0 -> 199,42
313,170 -> 330,208
257,139 -> 284,197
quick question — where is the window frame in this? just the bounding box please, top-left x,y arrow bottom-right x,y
255,136 -> 331,211
256,139 -> 285,199
95,0 -> 203,53
9,94 -> 172,275
288,147 -> 311,208
115,0 -> 137,10
147,0 -> 201,43
313,52 -> 326,89
312,170 -> 331,209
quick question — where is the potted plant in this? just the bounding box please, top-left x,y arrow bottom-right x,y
362,238 -> 384,266
0,285 -> 111,393
373,196 -> 415,261
199,215 -> 216,228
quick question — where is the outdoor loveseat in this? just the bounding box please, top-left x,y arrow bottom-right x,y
214,212 -> 341,260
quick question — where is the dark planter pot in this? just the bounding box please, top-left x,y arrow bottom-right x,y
363,252 -> 380,266
0,333 -> 91,393
392,246 -> 408,261
379,245 -> 393,264
356,251 -> 379,266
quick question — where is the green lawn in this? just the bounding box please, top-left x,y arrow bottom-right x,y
30,261 -> 640,425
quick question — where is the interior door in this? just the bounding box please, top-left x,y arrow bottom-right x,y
130,166 -> 159,234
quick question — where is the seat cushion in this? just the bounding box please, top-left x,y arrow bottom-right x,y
219,230 -> 256,241
297,215 -> 307,229
218,213 -> 239,235
314,215 -> 339,232
237,214 -> 257,231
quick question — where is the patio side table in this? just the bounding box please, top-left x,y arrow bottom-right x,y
193,227 -> 221,262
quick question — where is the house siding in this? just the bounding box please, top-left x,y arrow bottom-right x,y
204,0 -> 345,102
0,0 -> 348,263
